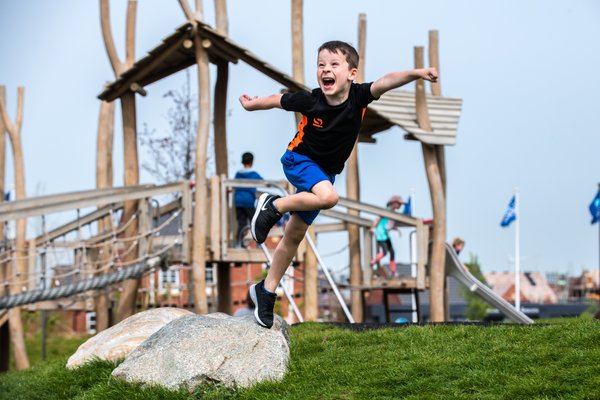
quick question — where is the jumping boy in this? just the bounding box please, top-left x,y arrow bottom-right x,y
239,40 -> 437,328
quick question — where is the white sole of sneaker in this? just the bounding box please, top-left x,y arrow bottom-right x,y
251,193 -> 270,243
249,283 -> 267,327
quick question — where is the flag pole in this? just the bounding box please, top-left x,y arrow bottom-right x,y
515,187 -> 520,311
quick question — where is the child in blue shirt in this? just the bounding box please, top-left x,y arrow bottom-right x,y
234,152 -> 263,247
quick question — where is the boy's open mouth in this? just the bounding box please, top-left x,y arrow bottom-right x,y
322,77 -> 335,89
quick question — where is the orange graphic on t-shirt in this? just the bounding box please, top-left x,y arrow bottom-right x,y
313,118 -> 323,128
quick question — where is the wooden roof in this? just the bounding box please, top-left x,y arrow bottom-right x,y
370,90 -> 463,145
98,20 -> 461,145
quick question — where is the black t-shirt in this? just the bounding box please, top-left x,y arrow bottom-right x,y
281,82 -> 377,175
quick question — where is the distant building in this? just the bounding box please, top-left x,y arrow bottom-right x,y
545,272 -> 569,302
568,270 -> 600,301
484,271 -> 558,304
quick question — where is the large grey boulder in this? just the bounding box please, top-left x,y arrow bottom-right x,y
111,313 -> 290,390
67,307 -> 192,368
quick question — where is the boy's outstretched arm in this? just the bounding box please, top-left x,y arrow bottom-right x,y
370,68 -> 438,99
239,94 -> 283,111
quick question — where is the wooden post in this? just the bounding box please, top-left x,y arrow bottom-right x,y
347,13 -> 367,322
0,86 -> 7,372
0,86 -> 30,369
290,0 -> 318,320
0,318 -> 8,372
94,99 -> 114,331
192,24 -> 211,316
362,227 -> 373,285
304,228 -> 318,320
214,0 -> 229,36
291,0 -> 304,127
429,30 -> 449,320
428,31 -> 441,97
216,262 -> 231,314
429,30 -> 446,195
213,0 -> 229,177
414,46 -> 446,322
0,86 -> 6,289
116,90 -> 141,321
214,61 -> 229,177
177,0 -> 210,314
100,0 -> 141,322
210,176 -> 221,259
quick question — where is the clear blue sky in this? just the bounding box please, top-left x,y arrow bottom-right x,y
1,1 -> 599,276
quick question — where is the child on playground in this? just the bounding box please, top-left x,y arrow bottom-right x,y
239,40 -> 437,328
370,195 -> 405,277
233,152 -> 263,247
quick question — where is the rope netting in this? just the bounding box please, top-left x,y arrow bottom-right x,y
0,205 -> 185,309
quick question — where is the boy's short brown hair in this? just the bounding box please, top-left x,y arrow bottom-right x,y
318,41 -> 359,69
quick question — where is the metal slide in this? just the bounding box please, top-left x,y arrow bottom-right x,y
444,243 -> 534,324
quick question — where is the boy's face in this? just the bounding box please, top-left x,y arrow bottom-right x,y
317,49 -> 357,102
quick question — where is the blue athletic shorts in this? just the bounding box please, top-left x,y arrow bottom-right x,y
280,150 -> 335,225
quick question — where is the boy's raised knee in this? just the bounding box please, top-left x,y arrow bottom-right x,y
321,191 -> 339,209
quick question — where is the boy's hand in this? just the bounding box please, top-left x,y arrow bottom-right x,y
419,68 -> 438,82
238,93 -> 283,111
239,94 -> 258,110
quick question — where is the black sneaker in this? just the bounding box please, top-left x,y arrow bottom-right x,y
249,280 -> 277,328
251,194 -> 282,244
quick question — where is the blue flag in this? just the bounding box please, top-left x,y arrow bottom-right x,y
403,196 -> 412,216
590,190 -> 600,224
500,195 -> 517,227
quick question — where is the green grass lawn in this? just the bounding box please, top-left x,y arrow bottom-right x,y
1,317 -> 599,399
12,333 -> 91,369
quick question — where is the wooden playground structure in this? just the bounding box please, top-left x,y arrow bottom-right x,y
0,0 -> 463,370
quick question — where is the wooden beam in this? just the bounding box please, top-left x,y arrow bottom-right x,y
313,222 -> 346,233
337,197 -> 419,227
34,204 -> 121,246
0,182 -> 184,222
107,35 -> 188,101
320,209 -> 372,227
